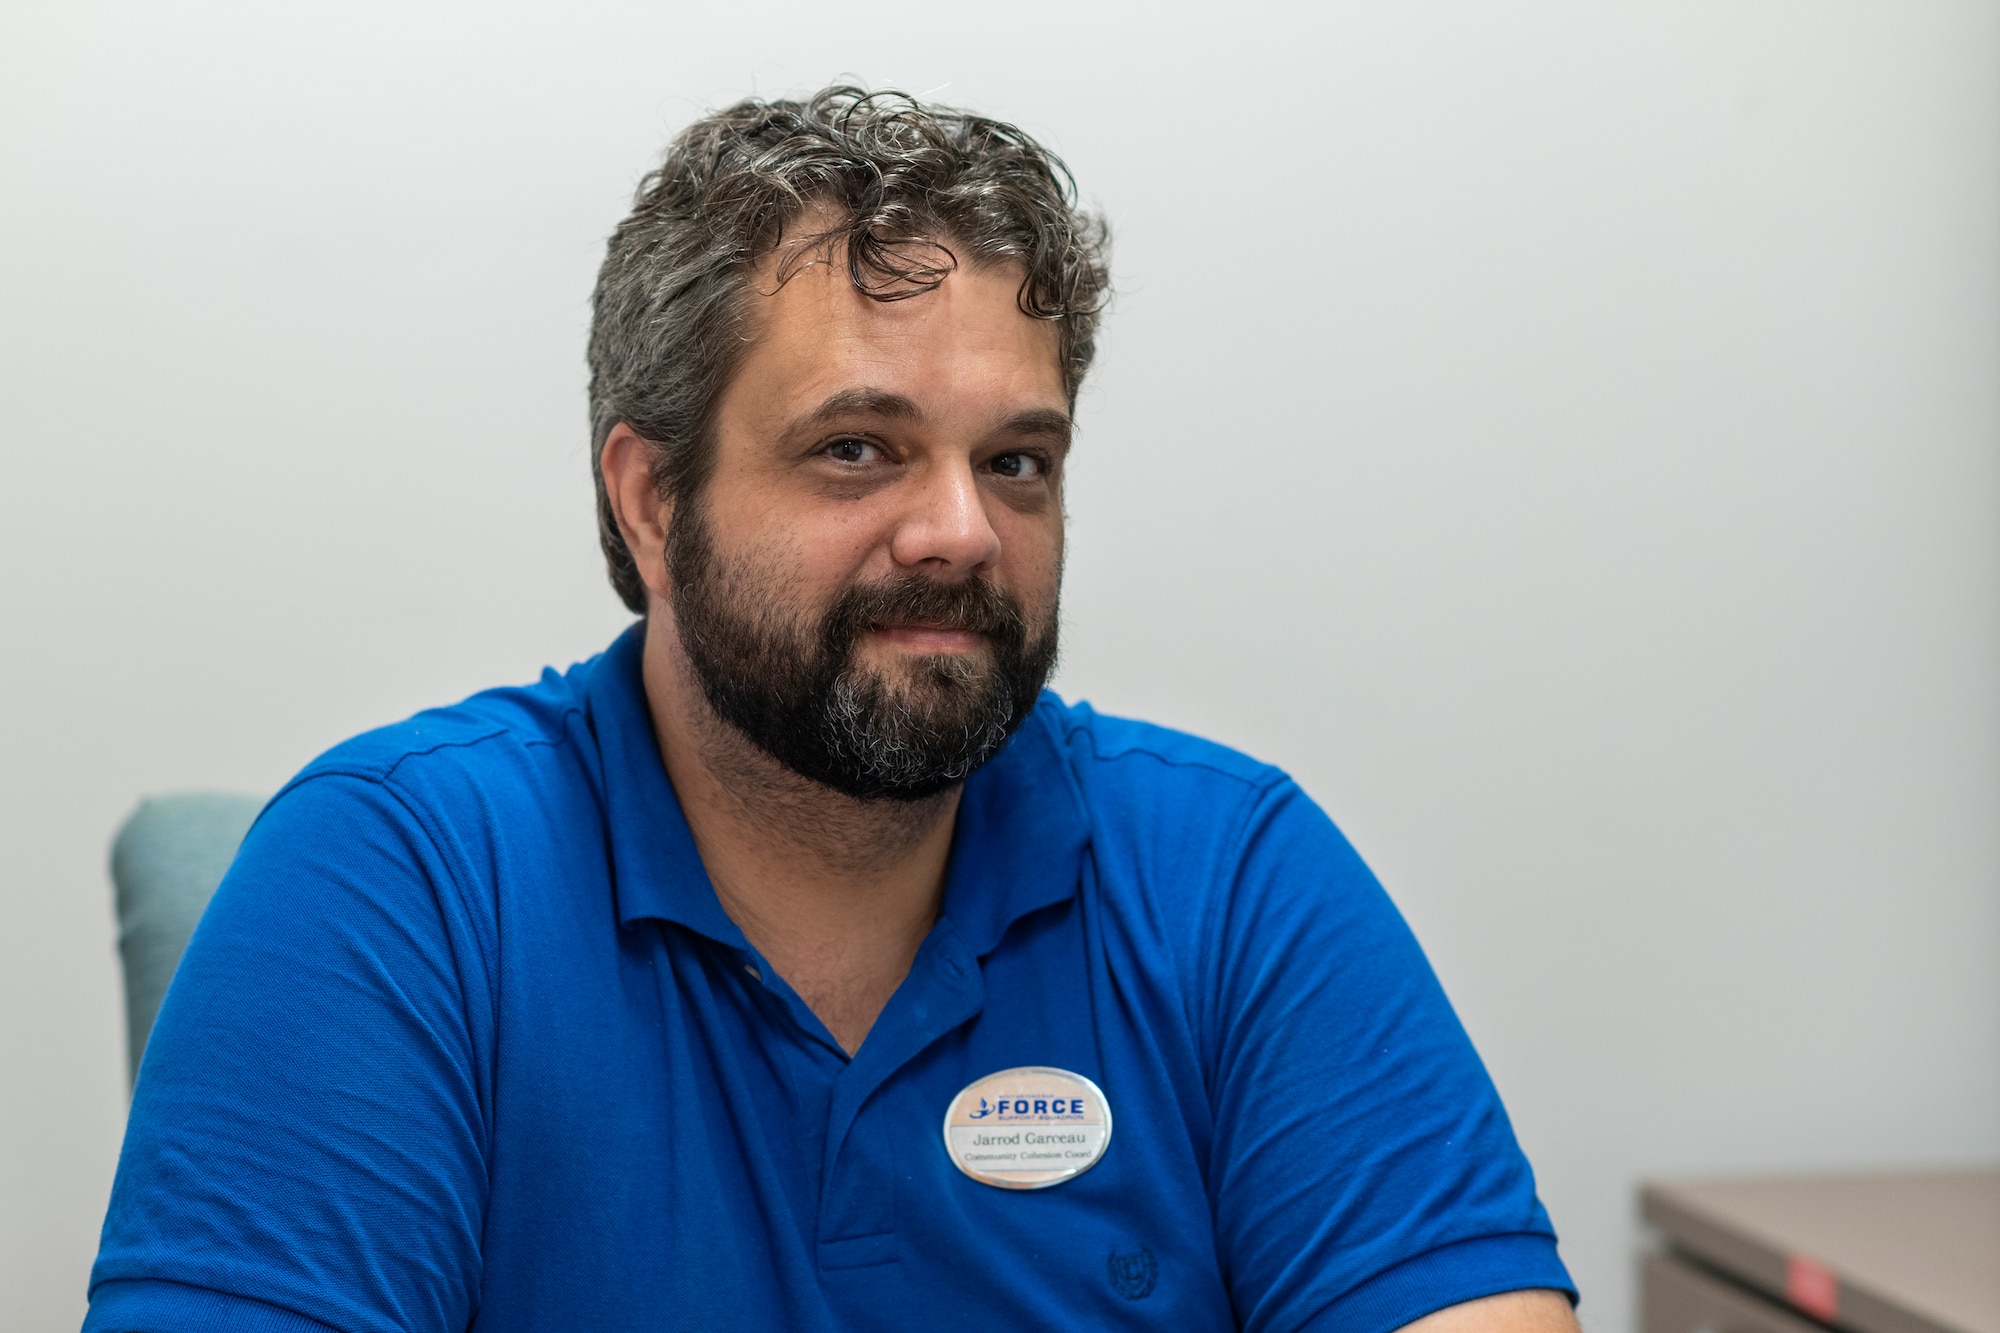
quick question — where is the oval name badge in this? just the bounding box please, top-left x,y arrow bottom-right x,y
942,1066 -> 1112,1190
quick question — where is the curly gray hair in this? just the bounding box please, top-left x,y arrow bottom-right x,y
587,85 -> 1112,613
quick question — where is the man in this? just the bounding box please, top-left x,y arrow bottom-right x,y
87,88 -> 1578,1332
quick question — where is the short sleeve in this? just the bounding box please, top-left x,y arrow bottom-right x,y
1196,781 -> 1575,1333
86,773 -> 492,1333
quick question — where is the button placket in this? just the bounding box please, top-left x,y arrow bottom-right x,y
814,923 -> 984,1270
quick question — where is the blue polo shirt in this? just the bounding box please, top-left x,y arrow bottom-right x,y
88,623 -> 1572,1332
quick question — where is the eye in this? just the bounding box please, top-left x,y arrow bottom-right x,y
989,451 -> 1045,480
825,437 -> 881,465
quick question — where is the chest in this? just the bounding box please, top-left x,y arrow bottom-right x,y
473,893 -> 1231,1332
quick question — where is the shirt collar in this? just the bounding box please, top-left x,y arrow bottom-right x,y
585,620 -> 1090,954
937,701 -> 1090,957
587,622 -> 748,946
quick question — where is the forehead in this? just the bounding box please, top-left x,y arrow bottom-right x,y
722,243 -> 1067,421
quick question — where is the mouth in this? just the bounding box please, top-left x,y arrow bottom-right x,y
866,620 -> 989,654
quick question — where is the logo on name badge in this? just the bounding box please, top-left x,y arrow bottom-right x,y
942,1066 -> 1112,1190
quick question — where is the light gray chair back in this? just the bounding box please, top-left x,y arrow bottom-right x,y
110,792 -> 265,1084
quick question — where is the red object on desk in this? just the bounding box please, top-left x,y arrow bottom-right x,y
1786,1253 -> 1841,1323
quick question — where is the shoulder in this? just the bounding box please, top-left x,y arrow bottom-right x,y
1027,695 -> 1439,1087
284,660 -> 600,807
216,653 -> 619,989
1033,693 -> 1291,814
1027,692 -> 1368,926
249,654 -> 616,926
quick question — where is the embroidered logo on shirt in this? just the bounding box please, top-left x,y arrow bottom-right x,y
1108,1246 -> 1157,1300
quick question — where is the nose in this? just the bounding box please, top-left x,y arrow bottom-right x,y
887,457 -> 1004,575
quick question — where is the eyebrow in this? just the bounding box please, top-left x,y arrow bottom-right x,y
794,387 -> 925,430
786,389 -> 1072,447
996,407 -> 1074,444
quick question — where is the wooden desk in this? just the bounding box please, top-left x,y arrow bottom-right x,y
1641,1170 -> 2000,1333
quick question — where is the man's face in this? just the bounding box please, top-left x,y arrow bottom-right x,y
666,247 -> 1071,801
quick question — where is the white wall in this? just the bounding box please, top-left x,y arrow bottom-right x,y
3,2 -> 1994,1328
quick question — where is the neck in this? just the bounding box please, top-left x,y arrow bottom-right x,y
639,611 -> 958,1055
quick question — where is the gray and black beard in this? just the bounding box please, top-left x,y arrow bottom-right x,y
665,502 -> 1059,802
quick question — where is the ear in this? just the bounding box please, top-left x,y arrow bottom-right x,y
600,424 -> 675,604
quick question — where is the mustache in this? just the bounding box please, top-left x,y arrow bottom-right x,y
820,573 -> 1028,650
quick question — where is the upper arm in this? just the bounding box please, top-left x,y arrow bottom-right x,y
1193,781 -> 1576,1333
86,773 -> 491,1333
1400,1290 -> 1582,1333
